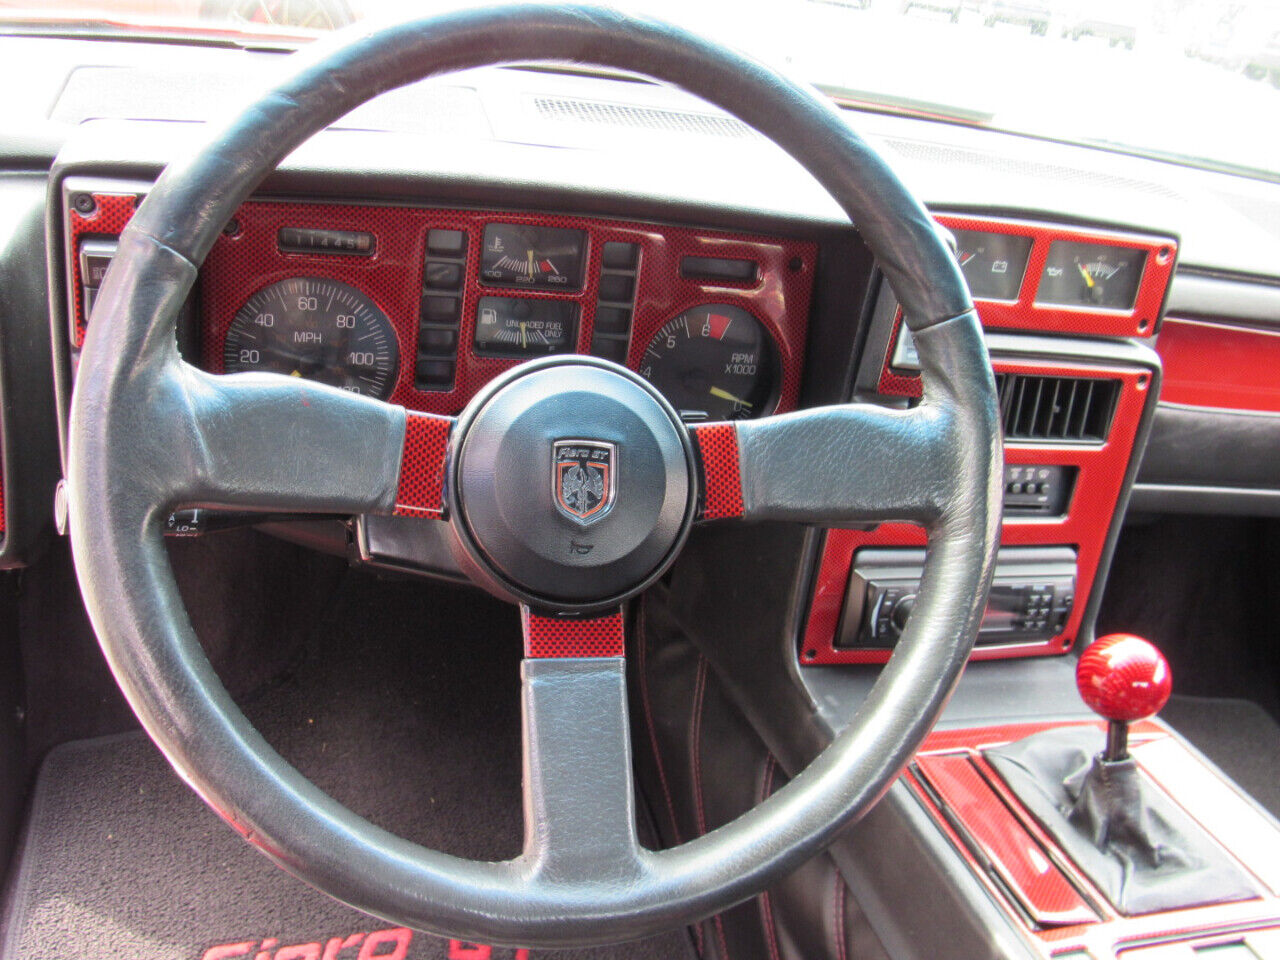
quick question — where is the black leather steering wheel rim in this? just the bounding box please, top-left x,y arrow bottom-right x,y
66,4 -> 1002,948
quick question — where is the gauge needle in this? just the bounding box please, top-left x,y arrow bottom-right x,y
1077,262 -> 1095,288
527,249 -> 535,278
520,322 -> 527,349
710,386 -> 752,408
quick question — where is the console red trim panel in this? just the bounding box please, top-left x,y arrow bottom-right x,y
1156,318 -> 1280,413
804,359 -> 1152,664
906,720 -> 1280,958
914,753 -> 1098,928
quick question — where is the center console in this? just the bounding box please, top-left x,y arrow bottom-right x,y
903,637 -> 1280,959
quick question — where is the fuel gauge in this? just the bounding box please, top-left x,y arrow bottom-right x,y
1036,241 -> 1146,310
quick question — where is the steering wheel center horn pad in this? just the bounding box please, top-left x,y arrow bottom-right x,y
447,356 -> 696,612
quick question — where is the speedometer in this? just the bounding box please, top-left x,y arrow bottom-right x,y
224,278 -> 399,400
639,304 -> 779,421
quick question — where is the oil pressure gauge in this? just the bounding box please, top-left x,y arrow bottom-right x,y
1036,240 -> 1147,309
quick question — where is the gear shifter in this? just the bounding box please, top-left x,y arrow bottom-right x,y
984,634 -> 1259,916
1076,633 -> 1172,762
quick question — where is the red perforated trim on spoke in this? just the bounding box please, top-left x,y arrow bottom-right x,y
521,608 -> 625,659
393,412 -> 452,519
691,423 -> 743,520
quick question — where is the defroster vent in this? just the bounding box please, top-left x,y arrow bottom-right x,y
996,374 -> 1119,443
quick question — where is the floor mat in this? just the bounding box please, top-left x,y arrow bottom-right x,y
1,574 -> 697,960
1162,695 -> 1280,820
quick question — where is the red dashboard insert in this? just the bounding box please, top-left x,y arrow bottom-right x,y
67,192 -> 139,348
878,215 -> 1176,398
1155,317 -> 1280,413
199,201 -> 814,417
804,359 -> 1151,665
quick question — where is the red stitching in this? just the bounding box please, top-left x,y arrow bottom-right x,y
689,656 -> 731,960
833,870 -> 848,960
636,603 -> 684,845
690,657 -> 709,836
758,755 -> 781,960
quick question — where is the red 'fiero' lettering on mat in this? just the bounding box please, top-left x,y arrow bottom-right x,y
200,929 -> 530,960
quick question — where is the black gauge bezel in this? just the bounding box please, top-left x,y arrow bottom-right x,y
638,303 -> 783,421
223,276 -> 400,401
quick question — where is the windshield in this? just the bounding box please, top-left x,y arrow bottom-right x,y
3,0 -> 1278,180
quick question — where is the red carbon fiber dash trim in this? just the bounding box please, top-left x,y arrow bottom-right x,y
393,412 -> 452,519
879,215 -> 1177,398
691,422 -> 744,520
67,192 -> 138,347
201,201 -> 813,417
1156,318 -> 1280,413
521,608 -> 625,659
806,359 -> 1152,665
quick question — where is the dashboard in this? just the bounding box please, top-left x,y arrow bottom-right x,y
0,46 -> 1270,676
68,189 -> 814,426
58,177 -> 1179,669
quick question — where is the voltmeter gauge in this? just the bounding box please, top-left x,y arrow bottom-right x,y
639,304 -> 779,421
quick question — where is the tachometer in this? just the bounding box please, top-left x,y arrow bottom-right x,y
224,278 -> 399,400
639,304 -> 778,421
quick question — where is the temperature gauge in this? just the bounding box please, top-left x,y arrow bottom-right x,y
480,223 -> 587,290
1036,241 -> 1146,309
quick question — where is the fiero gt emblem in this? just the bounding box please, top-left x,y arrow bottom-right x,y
553,440 -> 616,525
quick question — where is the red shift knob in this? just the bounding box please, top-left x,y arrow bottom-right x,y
1076,634 -> 1172,722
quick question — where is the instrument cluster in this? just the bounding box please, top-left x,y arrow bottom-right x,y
199,202 -> 817,422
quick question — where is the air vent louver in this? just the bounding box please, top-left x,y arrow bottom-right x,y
995,374 -> 1119,443
533,96 -> 754,138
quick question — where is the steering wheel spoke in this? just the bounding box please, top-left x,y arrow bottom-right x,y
693,402 -> 954,527
518,607 -> 644,883
164,363 -> 453,519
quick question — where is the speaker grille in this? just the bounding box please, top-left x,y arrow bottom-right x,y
996,374 -> 1120,443
532,96 -> 754,139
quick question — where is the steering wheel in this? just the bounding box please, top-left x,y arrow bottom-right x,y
66,4 -> 1001,949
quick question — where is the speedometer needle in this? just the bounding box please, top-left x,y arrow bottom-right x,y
1077,262 -> 1095,288
710,386 -> 752,408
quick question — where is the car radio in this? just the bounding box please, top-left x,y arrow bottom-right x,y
836,546 -> 1076,649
